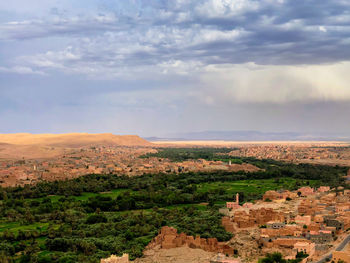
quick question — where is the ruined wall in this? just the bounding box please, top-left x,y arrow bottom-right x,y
233,208 -> 285,228
149,226 -> 234,255
222,216 -> 235,233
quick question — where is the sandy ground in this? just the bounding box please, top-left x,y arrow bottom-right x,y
0,133 -> 151,146
134,246 -> 217,263
0,133 -> 152,159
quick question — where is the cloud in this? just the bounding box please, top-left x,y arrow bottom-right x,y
1,0 -> 350,68
0,66 -> 45,75
194,0 -> 261,18
1,0 -> 350,134
0,14 -> 120,41
319,26 -> 327,32
197,62 -> 350,104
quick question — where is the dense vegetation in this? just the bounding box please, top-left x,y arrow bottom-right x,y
142,148 -> 348,187
0,204 -> 228,263
0,148 -> 348,262
141,147 -> 235,162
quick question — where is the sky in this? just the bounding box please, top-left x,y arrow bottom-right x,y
1,0 -> 350,137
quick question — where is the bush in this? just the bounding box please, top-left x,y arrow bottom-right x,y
86,214 -> 108,224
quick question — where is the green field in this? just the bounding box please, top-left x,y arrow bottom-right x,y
34,188 -> 128,203
196,178 -> 319,195
0,178 -> 315,238
0,222 -> 49,233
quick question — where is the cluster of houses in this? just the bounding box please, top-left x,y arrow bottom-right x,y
229,143 -> 347,162
0,145 -> 259,187
221,186 -> 350,262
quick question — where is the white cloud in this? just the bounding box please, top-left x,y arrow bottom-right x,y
14,25 -> 246,79
319,26 -> 327,32
195,0 -> 260,18
0,66 -> 45,75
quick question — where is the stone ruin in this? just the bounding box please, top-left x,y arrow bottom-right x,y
148,226 -> 234,255
222,216 -> 235,233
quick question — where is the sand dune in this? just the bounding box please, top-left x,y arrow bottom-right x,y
0,144 -> 64,159
0,133 -> 151,147
0,133 -> 151,159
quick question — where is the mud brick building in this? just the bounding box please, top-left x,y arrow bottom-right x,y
234,208 -> 285,228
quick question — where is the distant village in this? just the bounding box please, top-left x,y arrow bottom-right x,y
0,146 -> 259,187
2,143 -> 350,188
230,144 -> 350,166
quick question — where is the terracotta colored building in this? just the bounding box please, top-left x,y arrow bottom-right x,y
298,187 -> 314,197
295,215 -> 312,226
226,193 -> 241,209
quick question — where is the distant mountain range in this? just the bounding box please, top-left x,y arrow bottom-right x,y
145,131 -> 350,141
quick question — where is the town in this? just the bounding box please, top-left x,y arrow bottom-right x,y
222,185 -> 350,262
102,185 -> 350,263
3,141 -> 350,188
0,145 -> 260,187
228,143 -> 350,166
2,139 -> 350,262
